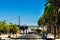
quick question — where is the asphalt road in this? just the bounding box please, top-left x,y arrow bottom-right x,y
10,34 -> 46,40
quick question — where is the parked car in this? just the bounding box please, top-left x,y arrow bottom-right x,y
28,32 -> 36,34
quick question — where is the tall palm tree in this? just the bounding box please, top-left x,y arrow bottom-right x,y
38,0 -> 60,38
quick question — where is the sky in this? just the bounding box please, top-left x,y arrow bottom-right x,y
0,0 -> 46,26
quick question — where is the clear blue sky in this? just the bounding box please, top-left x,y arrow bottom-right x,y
0,0 -> 46,26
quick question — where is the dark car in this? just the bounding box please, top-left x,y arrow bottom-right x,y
28,32 -> 36,34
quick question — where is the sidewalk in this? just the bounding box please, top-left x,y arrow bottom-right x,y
0,33 -> 22,40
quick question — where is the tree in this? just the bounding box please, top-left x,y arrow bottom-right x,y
0,20 -> 20,35
9,22 -> 13,33
38,0 -> 60,38
3,25 -> 9,34
0,21 -> 3,34
13,24 -> 19,34
2,20 -> 9,33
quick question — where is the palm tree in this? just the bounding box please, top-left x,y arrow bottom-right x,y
38,0 -> 60,38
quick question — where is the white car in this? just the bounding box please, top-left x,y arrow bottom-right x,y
47,33 -> 54,38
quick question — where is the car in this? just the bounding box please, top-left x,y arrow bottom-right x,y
28,32 -> 36,34
47,33 -> 54,39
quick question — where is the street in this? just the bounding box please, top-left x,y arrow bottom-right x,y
10,34 -> 46,40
